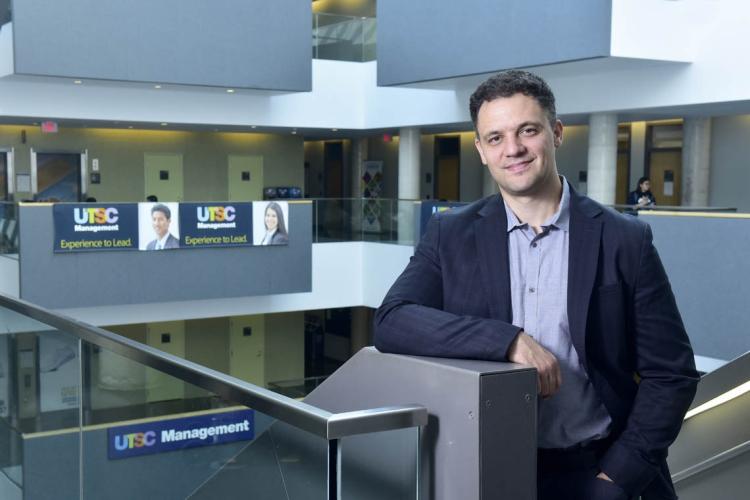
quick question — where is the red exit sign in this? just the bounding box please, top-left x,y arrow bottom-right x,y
41,121 -> 58,133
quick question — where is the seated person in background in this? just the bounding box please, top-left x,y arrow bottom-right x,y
628,177 -> 656,207
146,204 -> 179,250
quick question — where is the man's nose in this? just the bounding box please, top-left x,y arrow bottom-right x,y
504,135 -> 526,156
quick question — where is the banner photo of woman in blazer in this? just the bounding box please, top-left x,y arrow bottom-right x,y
253,201 -> 289,246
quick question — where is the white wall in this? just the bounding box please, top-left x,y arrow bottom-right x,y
709,114 -> 750,212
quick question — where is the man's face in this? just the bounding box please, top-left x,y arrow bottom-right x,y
474,93 -> 563,198
152,211 -> 170,239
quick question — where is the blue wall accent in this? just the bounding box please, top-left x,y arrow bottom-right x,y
19,202 -> 312,309
12,0 -> 311,91
377,0 -> 612,86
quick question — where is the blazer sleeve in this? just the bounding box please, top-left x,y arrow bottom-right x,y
599,224 -> 699,495
374,215 -> 522,361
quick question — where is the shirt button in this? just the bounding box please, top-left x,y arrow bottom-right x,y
532,242 -> 538,248
529,287 -> 535,293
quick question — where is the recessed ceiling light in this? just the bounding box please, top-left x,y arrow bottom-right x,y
213,128 -> 219,132
128,125 -> 133,129
332,128 -> 338,132
161,122 -> 168,126
291,130 -> 297,135
226,89 -> 235,93
154,85 -> 162,89
73,80 -> 82,84
251,125 -> 257,129
32,122 -> 38,126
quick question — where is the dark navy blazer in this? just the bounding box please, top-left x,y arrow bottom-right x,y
374,189 -> 698,498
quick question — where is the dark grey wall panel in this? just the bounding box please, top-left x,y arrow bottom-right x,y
19,203 -> 312,309
12,0 -> 311,91
645,214 -> 750,361
377,0 -> 612,86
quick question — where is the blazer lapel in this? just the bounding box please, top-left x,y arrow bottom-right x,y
474,196 -> 512,322
567,190 -> 603,370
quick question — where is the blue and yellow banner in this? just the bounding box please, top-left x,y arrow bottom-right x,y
53,204 -> 139,252
179,202 -> 253,248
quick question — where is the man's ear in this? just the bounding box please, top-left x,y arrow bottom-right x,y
553,120 -> 563,148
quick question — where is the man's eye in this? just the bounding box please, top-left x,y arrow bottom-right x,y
521,127 -> 538,136
488,136 -> 501,144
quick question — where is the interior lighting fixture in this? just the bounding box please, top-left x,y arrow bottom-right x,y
154,85 -> 162,89
226,89 -> 235,93
332,128 -> 338,132
128,126 -> 133,129
160,122 -> 168,126
292,130 -> 297,135
251,125 -> 257,129
684,380 -> 750,420
73,80 -> 82,84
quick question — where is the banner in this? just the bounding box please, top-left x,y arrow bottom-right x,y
107,409 -> 254,460
53,203 -> 139,252
179,202 -> 253,248
52,201 -> 291,252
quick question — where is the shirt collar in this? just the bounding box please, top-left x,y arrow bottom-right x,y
504,176 -> 571,233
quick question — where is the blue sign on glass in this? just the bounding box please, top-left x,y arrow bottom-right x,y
53,203 -> 139,252
178,202 -> 253,248
419,201 -> 468,238
107,409 -> 254,460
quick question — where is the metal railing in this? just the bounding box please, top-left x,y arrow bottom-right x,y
313,13 -> 376,62
0,292 -> 426,499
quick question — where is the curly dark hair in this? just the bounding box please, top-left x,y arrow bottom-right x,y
469,70 -> 557,130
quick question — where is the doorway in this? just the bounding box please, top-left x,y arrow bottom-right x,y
31,151 -> 83,201
323,141 -> 344,197
144,153 -> 184,202
434,136 -> 460,201
646,123 -> 683,206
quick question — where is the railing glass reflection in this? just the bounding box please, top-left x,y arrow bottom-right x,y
313,13 -> 376,62
312,198 -> 418,246
0,202 -> 19,255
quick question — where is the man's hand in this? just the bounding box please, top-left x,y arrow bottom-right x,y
508,331 -> 561,398
596,472 -> 613,482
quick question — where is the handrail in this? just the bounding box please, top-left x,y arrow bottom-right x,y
609,204 -> 737,212
672,438 -> 750,484
0,293 -> 427,439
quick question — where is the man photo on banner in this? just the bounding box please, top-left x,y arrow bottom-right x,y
146,203 -> 179,250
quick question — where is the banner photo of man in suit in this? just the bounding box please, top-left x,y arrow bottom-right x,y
139,202 -> 180,251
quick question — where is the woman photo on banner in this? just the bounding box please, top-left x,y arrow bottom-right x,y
255,201 -> 289,245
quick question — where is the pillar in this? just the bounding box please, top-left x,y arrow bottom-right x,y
586,113 -> 618,204
682,117 -> 712,207
398,127 -> 421,200
351,137 -> 368,198
398,127 -> 420,243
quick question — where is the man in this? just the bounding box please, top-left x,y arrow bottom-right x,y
374,70 -> 697,500
146,203 -> 179,250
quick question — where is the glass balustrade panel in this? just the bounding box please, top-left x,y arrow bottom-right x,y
81,343 -> 329,500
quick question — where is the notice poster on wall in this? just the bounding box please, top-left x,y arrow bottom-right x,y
39,332 -> 79,412
361,161 -> 383,233
53,203 -> 139,252
179,202 -> 253,248
252,201 -> 289,245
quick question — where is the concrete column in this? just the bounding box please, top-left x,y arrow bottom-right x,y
398,127 -> 420,243
351,137 -> 368,198
398,127 -> 421,200
682,117 -> 712,207
350,307 -> 372,356
586,113 -> 618,204
629,121 -> 647,191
